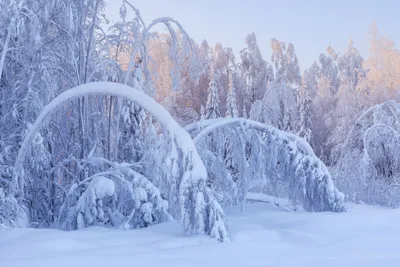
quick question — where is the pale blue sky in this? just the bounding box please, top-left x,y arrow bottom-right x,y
104,0 -> 400,71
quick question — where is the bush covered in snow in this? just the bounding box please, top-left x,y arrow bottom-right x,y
58,160 -> 172,230
76,176 -> 116,229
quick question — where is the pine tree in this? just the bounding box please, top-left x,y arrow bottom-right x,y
226,71 -> 239,118
319,44 -> 339,93
297,87 -> 313,144
240,33 -> 274,104
200,105 -> 206,120
223,71 -> 239,194
337,39 -> 365,91
119,58 -> 155,163
297,66 -> 318,145
283,107 -> 294,133
205,66 -> 221,119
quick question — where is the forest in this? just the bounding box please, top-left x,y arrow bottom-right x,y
1,0 -> 400,244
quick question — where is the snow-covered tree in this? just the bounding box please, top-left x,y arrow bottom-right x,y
25,132 -> 52,226
226,71 -> 239,118
221,71 -> 241,201
297,63 -> 319,145
0,186 -> 27,228
13,81 -> 230,241
200,105 -> 206,120
361,22 -> 400,91
271,39 -> 301,87
205,65 -> 221,120
118,59 -> 156,164
250,82 -> 298,133
0,0 -> 113,227
307,45 -> 342,161
337,39 -> 365,90
241,33 -> 274,105
76,176 -> 116,229
335,101 -> 400,207
107,0 -> 196,165
58,160 -> 172,231
298,95 -> 313,145
319,44 -> 339,93
186,118 -> 346,212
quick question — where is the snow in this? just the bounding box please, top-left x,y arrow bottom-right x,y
1,202 -> 400,267
246,192 -> 301,211
85,176 -> 115,200
76,176 -> 115,212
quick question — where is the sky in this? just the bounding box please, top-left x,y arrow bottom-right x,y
104,0 -> 400,72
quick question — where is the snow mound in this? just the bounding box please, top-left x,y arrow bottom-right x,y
76,177 -> 116,229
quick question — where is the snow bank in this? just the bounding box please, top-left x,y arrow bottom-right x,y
246,192 -> 301,211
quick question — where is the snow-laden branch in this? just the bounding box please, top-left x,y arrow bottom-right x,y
186,118 -> 315,157
362,123 -> 398,162
122,0 -> 146,29
342,100 -> 398,150
13,82 -> 199,189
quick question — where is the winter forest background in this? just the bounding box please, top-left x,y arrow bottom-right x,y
1,0 -> 400,242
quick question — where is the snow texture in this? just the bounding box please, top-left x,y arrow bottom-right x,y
1,202 -> 400,267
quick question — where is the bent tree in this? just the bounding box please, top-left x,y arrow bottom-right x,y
335,100 -> 400,207
186,118 -> 346,212
12,82 -> 229,241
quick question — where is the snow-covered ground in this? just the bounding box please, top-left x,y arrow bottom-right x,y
1,202 -> 400,267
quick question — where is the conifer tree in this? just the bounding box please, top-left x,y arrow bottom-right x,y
205,65 -> 221,120
226,71 -> 239,118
